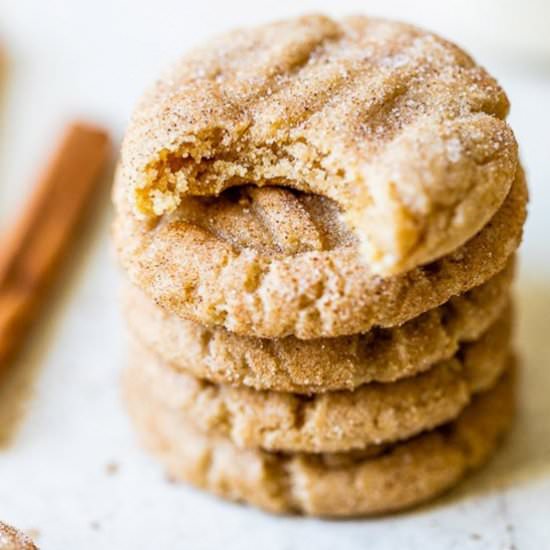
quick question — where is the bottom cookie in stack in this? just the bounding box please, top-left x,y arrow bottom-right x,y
123,362 -> 515,517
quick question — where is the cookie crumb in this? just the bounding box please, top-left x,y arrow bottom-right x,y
165,473 -> 177,484
105,462 -> 119,476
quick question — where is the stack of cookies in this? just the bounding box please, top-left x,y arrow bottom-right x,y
113,15 -> 527,516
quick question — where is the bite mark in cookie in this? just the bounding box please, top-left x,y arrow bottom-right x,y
121,15 -> 518,276
113,167 -> 526,338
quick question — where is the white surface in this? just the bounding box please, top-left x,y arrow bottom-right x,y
1,1 -> 549,548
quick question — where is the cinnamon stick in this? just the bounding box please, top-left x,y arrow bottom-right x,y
0,122 -> 110,370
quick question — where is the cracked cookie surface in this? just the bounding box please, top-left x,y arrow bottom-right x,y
114,167 -> 526,338
126,308 -> 511,453
124,363 -> 516,516
123,261 -> 513,392
120,15 -> 518,277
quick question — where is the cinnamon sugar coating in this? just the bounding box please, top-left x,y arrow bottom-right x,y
0,523 -> 37,550
123,261 -> 513,392
120,15 -> 518,276
114,168 -> 526,338
124,363 -> 516,516
126,308 -> 511,453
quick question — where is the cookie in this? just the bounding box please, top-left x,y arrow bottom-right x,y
126,307 -> 511,453
124,363 -> 516,516
123,260 -> 513,392
120,15 -> 518,277
0,523 -> 37,550
113,165 -> 526,339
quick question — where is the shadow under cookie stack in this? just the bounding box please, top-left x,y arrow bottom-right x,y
114,15 -> 527,517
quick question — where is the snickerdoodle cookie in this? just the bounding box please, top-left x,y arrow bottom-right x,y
123,260 -> 513,393
126,308 -> 511,453
124,362 -> 516,516
0,523 -> 37,550
120,15 -> 518,277
113,166 -> 526,339
116,14 -> 525,518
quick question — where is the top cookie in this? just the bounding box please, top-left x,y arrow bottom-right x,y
120,14 -> 517,276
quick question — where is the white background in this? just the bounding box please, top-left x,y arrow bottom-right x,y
1,1 -> 549,548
